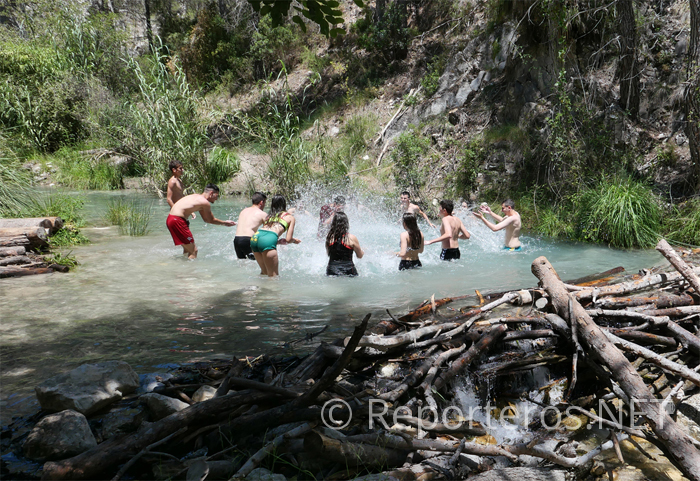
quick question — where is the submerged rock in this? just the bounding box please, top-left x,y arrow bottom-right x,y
35,361 -> 140,416
140,393 -> 189,420
23,410 -> 97,461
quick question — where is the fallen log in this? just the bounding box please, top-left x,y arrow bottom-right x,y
433,324 -> 508,392
532,256 -> 700,481
595,293 -> 695,309
575,268 -> 700,302
41,390 -> 276,480
656,239 -> 700,295
0,217 -> 63,235
304,430 -> 408,468
0,266 -> 53,278
640,306 -> 700,317
0,246 -> 26,257
356,323 -> 460,351
0,255 -> 32,266
0,227 -> 48,250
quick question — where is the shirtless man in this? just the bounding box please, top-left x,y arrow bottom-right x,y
318,196 -> 345,239
400,191 -> 435,228
473,199 -> 522,250
166,161 -> 195,219
233,192 -> 267,260
425,199 -> 471,260
166,184 -> 235,259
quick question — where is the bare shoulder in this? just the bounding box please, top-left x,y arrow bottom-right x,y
408,203 -> 421,213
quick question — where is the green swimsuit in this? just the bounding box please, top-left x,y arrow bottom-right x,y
250,213 -> 289,253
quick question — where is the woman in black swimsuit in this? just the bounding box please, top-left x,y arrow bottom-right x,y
325,212 -> 364,276
396,213 -> 424,270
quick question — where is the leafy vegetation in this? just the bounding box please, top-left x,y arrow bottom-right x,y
664,199 -> 700,247
576,177 -> 661,248
43,250 -> 79,269
105,197 -> 154,236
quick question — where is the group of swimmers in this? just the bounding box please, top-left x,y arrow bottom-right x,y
164,161 -> 522,277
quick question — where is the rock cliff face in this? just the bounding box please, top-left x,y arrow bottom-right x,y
384,0 -> 694,201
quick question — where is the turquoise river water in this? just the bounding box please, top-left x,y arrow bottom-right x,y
0,191 -> 665,424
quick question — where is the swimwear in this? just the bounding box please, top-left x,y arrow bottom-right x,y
440,248 -> 460,261
166,215 -> 193,246
399,259 -> 422,271
250,229 -> 279,253
327,240 -> 358,276
234,236 -> 255,259
267,212 -> 290,231
503,245 -> 522,252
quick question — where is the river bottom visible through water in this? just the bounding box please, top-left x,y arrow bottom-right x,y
0,190 -> 665,424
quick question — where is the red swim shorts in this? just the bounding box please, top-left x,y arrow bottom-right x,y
166,215 -> 194,245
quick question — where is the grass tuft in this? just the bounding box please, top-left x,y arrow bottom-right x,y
106,197 -> 153,236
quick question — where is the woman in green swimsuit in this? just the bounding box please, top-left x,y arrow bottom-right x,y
250,195 -> 300,277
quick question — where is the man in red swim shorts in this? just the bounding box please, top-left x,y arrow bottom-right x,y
166,184 -> 236,259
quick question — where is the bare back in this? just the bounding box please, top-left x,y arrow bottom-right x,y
169,193 -> 212,219
236,206 -> 268,237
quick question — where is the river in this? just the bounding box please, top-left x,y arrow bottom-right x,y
0,190 -> 664,424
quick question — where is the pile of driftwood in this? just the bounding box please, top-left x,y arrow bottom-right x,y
37,240 -> 700,481
0,217 -> 68,277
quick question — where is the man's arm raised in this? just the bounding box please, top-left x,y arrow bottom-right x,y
200,205 -> 236,226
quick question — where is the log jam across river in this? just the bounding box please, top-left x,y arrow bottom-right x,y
0,191 -> 664,423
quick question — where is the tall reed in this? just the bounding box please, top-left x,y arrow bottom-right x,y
106,197 -> 153,236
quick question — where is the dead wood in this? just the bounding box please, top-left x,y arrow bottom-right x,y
356,323 -> 459,351
502,329 -> 558,341
0,246 -> 26,257
111,427 -> 187,481
419,344 -> 466,410
433,324 -> 508,392
226,377 -> 302,398
575,268 -> 700,301
641,306 -> 700,317
0,255 -> 32,266
595,293 -> 695,309
396,415 -> 487,436
378,345 -> 440,402
303,430 -> 408,468
235,421 -> 316,478
605,329 -> 678,348
657,239 -> 700,295
532,256 -> 700,481
0,266 -> 53,278
0,227 -> 49,249
41,390 -> 275,480
0,217 -> 63,235
602,331 -> 700,386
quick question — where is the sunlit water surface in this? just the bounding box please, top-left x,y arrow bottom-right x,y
0,191 -> 664,423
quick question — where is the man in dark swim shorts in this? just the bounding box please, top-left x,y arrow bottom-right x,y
234,192 -> 267,259
425,199 -> 470,261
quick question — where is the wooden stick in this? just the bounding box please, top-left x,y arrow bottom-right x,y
656,239 -> 700,295
235,422 -> 316,478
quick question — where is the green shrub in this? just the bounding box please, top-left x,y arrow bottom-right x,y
448,139 -> 483,198
354,2 -> 414,66
48,228 -> 90,247
390,129 -> 431,192
49,148 -> 123,190
576,177 -> 661,248
0,156 -> 33,217
206,147 -> 240,184
344,114 -> 378,156
44,250 -> 78,269
421,57 -> 446,97
664,199 -> 700,247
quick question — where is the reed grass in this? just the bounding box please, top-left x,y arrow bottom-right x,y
206,147 -> 240,184
576,177 -> 661,248
106,197 -> 153,236
0,156 -> 33,217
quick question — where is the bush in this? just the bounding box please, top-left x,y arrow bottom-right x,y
664,199 -> 700,247
49,148 -> 124,190
576,177 -> 661,248
0,156 -> 33,217
353,2 -> 414,67
390,129 -> 431,192
206,147 -> 240,184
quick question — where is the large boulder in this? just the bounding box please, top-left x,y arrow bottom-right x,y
35,361 -> 140,415
23,410 -> 97,461
140,393 -> 189,421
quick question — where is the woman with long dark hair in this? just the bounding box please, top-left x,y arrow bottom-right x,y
325,212 -> 364,276
396,213 -> 424,270
250,195 -> 300,277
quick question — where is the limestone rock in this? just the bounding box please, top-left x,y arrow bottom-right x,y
35,361 -> 140,416
191,385 -> 217,403
246,467 -> 287,481
23,410 -> 97,461
140,393 -> 189,420
467,467 -> 569,481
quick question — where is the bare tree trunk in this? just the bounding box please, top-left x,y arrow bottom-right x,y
687,0 -> 700,191
618,0 -> 639,118
144,0 -> 153,51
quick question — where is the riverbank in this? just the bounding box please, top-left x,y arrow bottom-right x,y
2,248 -> 700,480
